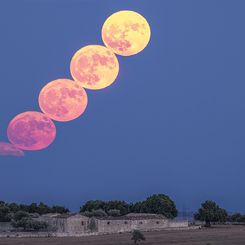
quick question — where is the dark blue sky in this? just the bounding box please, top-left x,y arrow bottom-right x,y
1,0 -> 245,213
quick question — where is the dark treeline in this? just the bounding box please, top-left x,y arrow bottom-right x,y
80,194 -> 178,219
1,195 -> 245,228
0,201 -> 69,222
228,213 -> 245,223
194,200 -> 245,227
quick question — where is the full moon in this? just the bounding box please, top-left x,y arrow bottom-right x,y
102,10 -> 151,56
7,111 -> 56,151
70,45 -> 119,90
39,79 -> 88,122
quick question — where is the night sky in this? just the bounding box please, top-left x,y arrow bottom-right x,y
1,0 -> 245,213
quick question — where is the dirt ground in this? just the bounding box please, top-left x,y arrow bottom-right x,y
0,225 -> 244,245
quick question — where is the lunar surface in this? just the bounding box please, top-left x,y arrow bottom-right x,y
0,142 -> 24,156
70,45 -> 119,90
39,79 -> 88,122
7,111 -> 56,151
102,10 -> 151,56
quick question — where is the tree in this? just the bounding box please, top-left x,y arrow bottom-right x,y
130,202 -> 143,213
80,194 -> 178,218
80,200 -> 105,213
13,211 -> 30,221
8,203 -> 20,213
194,200 -> 228,227
28,203 -> 38,213
0,205 -> 11,222
51,205 -> 69,214
81,200 -> 130,216
228,213 -> 245,223
104,201 -> 130,215
131,230 -> 146,245
133,194 -> 178,219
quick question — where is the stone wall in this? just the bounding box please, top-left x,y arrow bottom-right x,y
97,219 -> 188,234
0,214 -> 189,236
0,222 -> 12,232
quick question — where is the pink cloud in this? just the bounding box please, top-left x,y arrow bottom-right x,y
0,142 -> 24,157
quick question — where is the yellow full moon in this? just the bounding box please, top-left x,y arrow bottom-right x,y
102,10 -> 151,56
70,45 -> 119,90
39,79 -> 88,122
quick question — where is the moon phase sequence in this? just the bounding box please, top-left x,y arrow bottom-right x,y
3,10 -> 151,154
7,112 -> 56,151
39,79 -> 88,122
70,45 -> 119,90
102,10 -> 151,56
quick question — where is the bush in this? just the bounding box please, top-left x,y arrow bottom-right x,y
12,217 -> 48,231
84,209 -> 108,218
107,209 -> 121,217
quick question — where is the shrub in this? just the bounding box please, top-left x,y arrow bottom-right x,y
12,217 -> 48,231
107,209 -> 121,217
84,209 -> 108,218
131,230 -> 146,245
13,211 -> 30,221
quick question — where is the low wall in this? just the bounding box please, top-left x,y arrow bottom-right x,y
97,219 -> 189,234
0,222 -> 12,232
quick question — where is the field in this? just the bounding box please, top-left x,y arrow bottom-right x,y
0,225 -> 245,245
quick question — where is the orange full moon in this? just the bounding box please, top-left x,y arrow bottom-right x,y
39,79 -> 88,122
102,10 -> 151,56
70,45 -> 119,90
7,111 -> 56,151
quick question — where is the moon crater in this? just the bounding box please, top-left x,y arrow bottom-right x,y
39,79 -> 88,122
70,45 -> 119,90
102,10 -> 151,56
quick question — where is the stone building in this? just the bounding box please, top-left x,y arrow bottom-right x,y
40,213 -> 188,236
0,213 -> 189,237
97,213 -> 188,233
39,214 -> 90,235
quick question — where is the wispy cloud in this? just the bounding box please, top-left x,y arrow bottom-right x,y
0,142 -> 24,157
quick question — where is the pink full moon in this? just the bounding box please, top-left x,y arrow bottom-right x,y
7,111 -> 56,151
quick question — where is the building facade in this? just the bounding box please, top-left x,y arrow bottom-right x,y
40,213 -> 188,236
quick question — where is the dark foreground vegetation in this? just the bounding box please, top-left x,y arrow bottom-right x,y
0,202 -> 69,231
